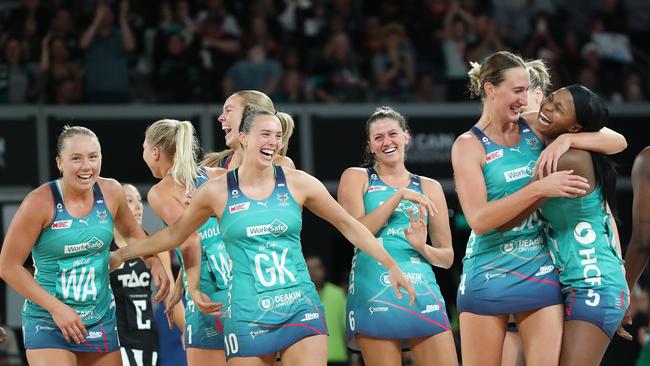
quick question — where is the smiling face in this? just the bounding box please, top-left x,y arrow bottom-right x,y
485,67 -> 529,123
218,94 -> 245,149
240,115 -> 283,166
537,88 -> 582,140
123,184 -> 143,225
368,118 -> 409,166
56,134 -> 102,191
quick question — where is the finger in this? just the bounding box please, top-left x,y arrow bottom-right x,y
61,327 -> 71,343
391,277 -> 403,300
546,156 -> 553,177
408,207 -> 415,225
75,319 -> 88,337
165,309 -> 174,329
407,282 -> 416,306
70,325 -> 82,344
552,154 -> 562,174
418,204 -> 425,225
616,326 -> 633,341
152,289 -> 162,303
429,201 -> 438,216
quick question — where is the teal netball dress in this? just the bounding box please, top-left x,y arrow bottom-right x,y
457,119 -> 563,315
22,181 -> 119,352
219,166 -> 327,359
345,167 -> 451,349
540,186 -> 627,337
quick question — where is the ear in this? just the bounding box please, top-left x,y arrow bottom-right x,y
152,146 -> 160,161
568,124 -> 583,133
56,156 -> 63,174
484,82 -> 495,99
404,131 -> 411,146
239,132 -> 248,149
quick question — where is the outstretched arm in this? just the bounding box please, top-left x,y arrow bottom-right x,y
113,181 -> 218,264
298,172 -> 416,305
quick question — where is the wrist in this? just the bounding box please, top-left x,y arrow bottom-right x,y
380,255 -> 397,270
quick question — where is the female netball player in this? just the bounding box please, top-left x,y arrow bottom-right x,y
338,106 -> 458,366
142,119 -> 231,366
0,126 -> 169,366
110,183 -> 159,366
202,90 -> 295,170
452,51 -> 626,366
112,107 -> 416,366
503,84 -> 628,365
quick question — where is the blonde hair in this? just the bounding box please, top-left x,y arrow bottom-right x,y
145,119 -> 199,194
467,51 -> 527,101
202,90 -> 294,167
57,125 -> 100,157
526,59 -> 551,95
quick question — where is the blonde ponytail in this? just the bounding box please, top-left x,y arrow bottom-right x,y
275,112 -> 294,156
146,119 -> 199,194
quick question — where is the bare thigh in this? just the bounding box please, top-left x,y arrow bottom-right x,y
459,312 -> 508,366
27,349 -> 78,366
501,331 -> 525,366
279,334 -> 327,366
187,348 -> 227,366
76,350 -> 123,366
408,331 -> 458,366
227,352 -> 277,366
356,334 -> 402,366
514,304 -> 563,366
559,320 -> 610,366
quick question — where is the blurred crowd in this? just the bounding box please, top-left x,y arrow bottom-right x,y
0,0 -> 649,105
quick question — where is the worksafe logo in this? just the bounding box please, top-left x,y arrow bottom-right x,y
246,219 -> 288,237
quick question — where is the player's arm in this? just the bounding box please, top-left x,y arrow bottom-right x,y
418,178 -> 454,268
147,184 -> 202,301
453,133 -> 589,234
294,170 -> 415,305
624,148 -> 650,292
0,186 -> 88,343
338,168 -> 436,235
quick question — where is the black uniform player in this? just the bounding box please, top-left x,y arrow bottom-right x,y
110,184 -> 159,366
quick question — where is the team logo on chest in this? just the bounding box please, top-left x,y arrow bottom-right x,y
276,193 -> 289,207
96,210 -> 108,224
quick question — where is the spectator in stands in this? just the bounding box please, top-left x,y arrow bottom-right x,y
38,34 -> 82,104
155,32 -> 200,103
624,72 -> 646,102
197,15 -> 240,101
6,0 -> 50,63
48,8 -> 79,62
465,14 -> 506,64
222,43 -> 282,97
274,69 -> 306,103
80,0 -> 135,103
306,256 -> 349,366
441,2 -> 473,101
312,32 -> 366,103
195,0 -> 242,37
372,23 -> 416,102
242,15 -> 280,58
0,37 -> 37,104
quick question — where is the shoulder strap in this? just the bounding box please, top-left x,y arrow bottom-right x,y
470,126 -> 490,153
226,169 -> 239,198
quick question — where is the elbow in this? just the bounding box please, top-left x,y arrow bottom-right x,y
441,248 -> 454,269
467,218 -> 490,235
